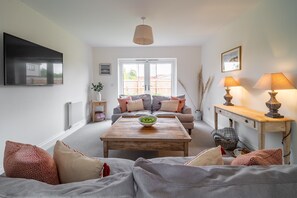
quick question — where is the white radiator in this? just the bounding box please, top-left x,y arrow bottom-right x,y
67,101 -> 83,129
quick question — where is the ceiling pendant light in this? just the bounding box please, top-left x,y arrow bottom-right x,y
133,17 -> 154,45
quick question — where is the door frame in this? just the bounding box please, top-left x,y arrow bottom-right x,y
118,58 -> 177,96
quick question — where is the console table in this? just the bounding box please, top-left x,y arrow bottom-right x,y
214,104 -> 293,164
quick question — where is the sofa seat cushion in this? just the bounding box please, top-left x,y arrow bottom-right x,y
122,110 -> 151,116
152,111 -> 181,117
152,112 -> 194,123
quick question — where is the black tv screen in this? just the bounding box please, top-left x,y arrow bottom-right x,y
3,33 -> 63,85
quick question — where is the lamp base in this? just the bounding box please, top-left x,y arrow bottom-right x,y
265,91 -> 284,118
265,112 -> 284,118
224,88 -> 234,106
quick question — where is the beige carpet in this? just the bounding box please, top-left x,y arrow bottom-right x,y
48,120 -> 216,160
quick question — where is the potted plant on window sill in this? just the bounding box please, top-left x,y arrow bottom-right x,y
91,82 -> 104,101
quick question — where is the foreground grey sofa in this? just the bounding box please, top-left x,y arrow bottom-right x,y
111,94 -> 194,134
1,157 -> 297,198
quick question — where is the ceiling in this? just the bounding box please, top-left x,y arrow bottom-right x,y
19,0 -> 262,47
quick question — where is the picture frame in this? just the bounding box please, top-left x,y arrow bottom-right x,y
99,63 -> 111,75
221,46 -> 241,72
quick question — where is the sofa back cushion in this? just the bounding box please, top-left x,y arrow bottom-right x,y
133,158 -> 297,198
126,99 -> 144,112
152,95 -> 185,111
3,140 -> 60,185
120,94 -> 151,110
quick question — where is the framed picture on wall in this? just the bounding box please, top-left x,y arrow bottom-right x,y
221,46 -> 241,72
99,63 -> 111,75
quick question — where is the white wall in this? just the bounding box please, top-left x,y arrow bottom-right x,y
202,0 -> 297,163
0,0 -> 93,172
93,47 -> 201,118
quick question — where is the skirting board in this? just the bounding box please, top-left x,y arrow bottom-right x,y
0,119 -> 87,175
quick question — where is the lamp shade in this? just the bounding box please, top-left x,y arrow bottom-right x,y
254,73 -> 295,91
224,76 -> 240,87
133,24 -> 154,45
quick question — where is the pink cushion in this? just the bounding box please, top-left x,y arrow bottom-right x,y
171,96 -> 186,112
231,148 -> 283,166
3,141 -> 60,185
118,96 -> 132,112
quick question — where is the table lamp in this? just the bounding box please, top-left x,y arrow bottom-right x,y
223,76 -> 240,106
254,72 -> 295,118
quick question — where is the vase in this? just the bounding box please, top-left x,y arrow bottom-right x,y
96,92 -> 102,101
195,110 -> 202,121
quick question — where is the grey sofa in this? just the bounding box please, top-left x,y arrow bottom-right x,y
1,156 -> 297,197
111,94 -> 194,134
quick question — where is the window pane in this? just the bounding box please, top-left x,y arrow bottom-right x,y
122,63 -> 144,95
150,63 -> 171,96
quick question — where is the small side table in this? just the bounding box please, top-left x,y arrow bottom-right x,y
92,100 -> 107,122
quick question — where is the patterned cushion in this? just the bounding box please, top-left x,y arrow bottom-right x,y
152,95 -> 185,111
159,100 -> 179,112
171,96 -> 186,112
117,96 -> 132,112
231,148 -> 283,166
53,140 -> 106,184
185,146 -> 224,166
3,141 -> 60,185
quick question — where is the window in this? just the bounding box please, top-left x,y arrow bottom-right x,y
118,59 -> 177,96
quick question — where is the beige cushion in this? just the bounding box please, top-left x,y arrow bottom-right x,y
185,146 -> 224,166
127,99 -> 144,112
160,100 -> 179,112
53,140 -> 104,184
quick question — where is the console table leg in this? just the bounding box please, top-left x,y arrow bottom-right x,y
103,142 -> 108,158
258,123 -> 265,149
283,122 -> 291,164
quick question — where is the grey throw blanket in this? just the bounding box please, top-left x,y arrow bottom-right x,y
0,172 -> 134,197
133,158 -> 297,198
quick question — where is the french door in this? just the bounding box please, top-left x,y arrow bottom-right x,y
118,58 -> 177,96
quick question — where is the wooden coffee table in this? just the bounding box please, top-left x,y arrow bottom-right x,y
100,116 -> 192,157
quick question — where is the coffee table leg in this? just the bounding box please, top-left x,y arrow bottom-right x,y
103,141 -> 108,158
184,142 -> 188,156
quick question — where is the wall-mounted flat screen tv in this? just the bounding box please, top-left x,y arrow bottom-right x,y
3,33 -> 63,85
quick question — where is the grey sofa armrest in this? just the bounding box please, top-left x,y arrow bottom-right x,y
113,106 -> 122,114
182,105 -> 192,114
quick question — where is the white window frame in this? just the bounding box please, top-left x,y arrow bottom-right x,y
118,58 -> 177,96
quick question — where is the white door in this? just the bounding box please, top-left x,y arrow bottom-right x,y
118,59 -> 176,96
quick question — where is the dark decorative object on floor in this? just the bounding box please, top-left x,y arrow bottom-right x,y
211,127 -> 239,150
